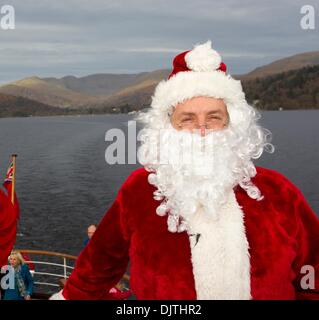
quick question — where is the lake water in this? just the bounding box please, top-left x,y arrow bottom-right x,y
0,110 -> 318,255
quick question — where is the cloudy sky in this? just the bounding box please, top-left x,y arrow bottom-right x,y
0,0 -> 318,84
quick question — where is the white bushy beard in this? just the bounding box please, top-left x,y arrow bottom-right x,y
138,125 -> 266,233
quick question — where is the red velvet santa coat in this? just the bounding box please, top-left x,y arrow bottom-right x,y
62,166 -> 319,300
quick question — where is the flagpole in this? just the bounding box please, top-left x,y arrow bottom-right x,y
11,154 -> 17,205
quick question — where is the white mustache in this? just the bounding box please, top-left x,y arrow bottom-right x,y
138,124 -> 269,232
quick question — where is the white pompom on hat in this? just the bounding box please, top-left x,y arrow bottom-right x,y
184,40 -> 222,72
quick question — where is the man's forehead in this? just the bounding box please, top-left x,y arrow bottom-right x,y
175,97 -> 226,107
179,109 -> 224,115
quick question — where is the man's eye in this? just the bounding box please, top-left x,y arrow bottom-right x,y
181,118 -> 193,122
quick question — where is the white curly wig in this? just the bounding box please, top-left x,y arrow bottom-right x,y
137,40 -> 274,232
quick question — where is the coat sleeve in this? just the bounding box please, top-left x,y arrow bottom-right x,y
62,187 -> 131,300
23,265 -> 34,296
292,188 -> 319,299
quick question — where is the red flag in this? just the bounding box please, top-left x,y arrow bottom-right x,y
3,183 -> 20,219
0,188 -> 18,268
4,161 -> 14,184
3,159 -> 20,219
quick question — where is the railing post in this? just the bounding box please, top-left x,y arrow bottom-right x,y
63,257 -> 67,279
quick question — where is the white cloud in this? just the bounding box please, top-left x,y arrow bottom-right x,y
0,0 -> 317,82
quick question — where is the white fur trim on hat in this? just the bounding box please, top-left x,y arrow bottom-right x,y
149,70 -> 249,128
152,71 -> 245,111
185,40 -> 222,72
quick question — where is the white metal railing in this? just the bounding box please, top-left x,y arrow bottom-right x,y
14,249 -> 130,298
29,261 -> 74,270
16,249 -> 77,291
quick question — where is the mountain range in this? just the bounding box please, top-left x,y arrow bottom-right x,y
0,50 -> 318,117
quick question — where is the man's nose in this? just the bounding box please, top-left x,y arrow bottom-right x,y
199,124 -> 206,136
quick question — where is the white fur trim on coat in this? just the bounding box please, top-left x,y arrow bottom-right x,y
187,190 -> 251,300
49,290 -> 66,300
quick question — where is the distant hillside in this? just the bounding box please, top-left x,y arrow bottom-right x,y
0,70 -> 171,109
87,69 -> 170,111
0,92 -> 74,117
43,73 -> 140,96
243,65 -> 319,110
43,69 -> 170,97
0,50 -> 318,116
0,76 -> 98,108
239,51 -> 319,80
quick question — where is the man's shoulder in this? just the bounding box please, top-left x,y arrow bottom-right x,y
255,166 -> 293,184
120,167 -> 151,192
253,166 -> 302,198
252,167 -> 317,231
124,167 -> 149,183
118,168 -> 154,211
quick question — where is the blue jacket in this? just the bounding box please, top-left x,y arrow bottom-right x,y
83,238 -> 90,247
3,264 -> 33,300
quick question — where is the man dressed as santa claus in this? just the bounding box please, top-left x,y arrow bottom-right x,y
52,41 -> 319,300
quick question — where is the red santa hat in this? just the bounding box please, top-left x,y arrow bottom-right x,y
146,40 -> 251,130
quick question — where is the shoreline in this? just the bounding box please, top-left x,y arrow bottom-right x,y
0,108 -> 318,120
